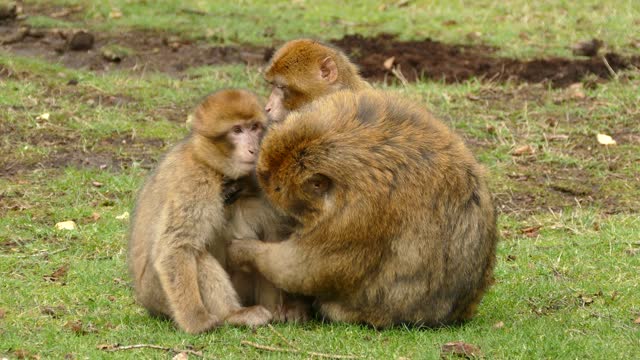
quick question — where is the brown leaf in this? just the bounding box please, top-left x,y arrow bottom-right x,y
567,83 -> 586,99
511,144 -> 535,156
441,341 -> 482,359
0,308 -> 5,318
91,212 -> 101,222
172,353 -> 189,360
383,56 -> 396,70
41,305 -> 66,318
634,316 -> 640,324
520,226 -> 541,238
64,320 -> 86,334
44,264 -> 69,282
91,181 -> 103,188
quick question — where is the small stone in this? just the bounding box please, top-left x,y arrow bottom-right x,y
68,31 -> 94,51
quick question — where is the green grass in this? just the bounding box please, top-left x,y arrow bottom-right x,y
28,0 -> 640,57
2,1 -> 640,359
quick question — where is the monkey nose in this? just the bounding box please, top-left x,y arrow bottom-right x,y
265,105 -> 271,113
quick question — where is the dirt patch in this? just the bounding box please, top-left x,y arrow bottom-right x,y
2,7 -> 639,86
0,129 -> 166,177
333,34 -> 640,87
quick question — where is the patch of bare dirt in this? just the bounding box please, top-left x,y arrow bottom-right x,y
333,34 -> 640,87
0,129 -> 165,177
2,7 -> 639,86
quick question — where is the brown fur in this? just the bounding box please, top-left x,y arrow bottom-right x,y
229,89 -> 498,328
128,89 -> 274,334
264,39 -> 370,117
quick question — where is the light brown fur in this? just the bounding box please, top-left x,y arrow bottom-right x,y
264,38 -> 371,122
229,89 -> 498,328
128,89 -> 274,333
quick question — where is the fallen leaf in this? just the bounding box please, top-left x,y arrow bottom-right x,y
485,125 -> 495,134
64,320 -> 85,334
567,83 -> 586,99
172,353 -> 189,360
634,317 -> 640,324
547,134 -> 569,141
109,9 -> 123,19
493,321 -> 504,329
91,181 -> 103,188
41,305 -> 66,318
36,112 -> 50,120
115,211 -> 129,220
596,133 -> 616,145
0,308 -> 5,318
55,220 -> 77,231
441,341 -> 482,359
511,144 -> 535,156
43,264 -> 69,282
91,212 -> 101,222
520,225 -> 541,238
383,56 -> 396,70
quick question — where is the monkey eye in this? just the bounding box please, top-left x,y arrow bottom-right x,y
251,123 -> 261,131
232,126 -> 243,134
275,84 -> 286,90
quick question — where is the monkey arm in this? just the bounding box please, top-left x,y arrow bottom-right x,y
228,238 -> 348,296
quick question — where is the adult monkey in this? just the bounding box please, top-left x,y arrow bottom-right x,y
264,38 -> 371,122
229,90 -> 498,328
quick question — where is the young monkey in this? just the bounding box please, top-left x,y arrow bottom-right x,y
127,89 -> 274,334
264,38 -> 371,123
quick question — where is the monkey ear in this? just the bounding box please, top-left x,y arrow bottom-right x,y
304,174 -> 332,196
319,57 -> 338,84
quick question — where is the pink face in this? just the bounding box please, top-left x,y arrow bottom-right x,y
265,86 -> 289,123
228,121 -> 264,172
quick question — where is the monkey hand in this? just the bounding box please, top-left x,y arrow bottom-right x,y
228,238 -> 262,271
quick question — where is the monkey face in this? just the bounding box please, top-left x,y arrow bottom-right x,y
226,121 -> 264,174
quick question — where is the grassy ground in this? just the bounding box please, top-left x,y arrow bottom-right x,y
1,1 -> 639,359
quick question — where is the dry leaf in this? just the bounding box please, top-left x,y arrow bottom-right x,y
634,316 -> 640,324
493,321 -> 505,329
596,133 -> 616,145
109,9 -> 122,19
547,134 -> 569,141
172,353 -> 189,360
36,113 -> 50,120
0,308 -> 5,318
91,181 -> 103,188
91,212 -> 101,221
383,56 -> 396,70
520,226 -> 541,238
55,220 -> 77,231
64,320 -> 85,334
44,264 -> 69,282
115,211 -> 129,220
567,83 -> 586,99
441,341 -> 482,359
511,144 -> 535,156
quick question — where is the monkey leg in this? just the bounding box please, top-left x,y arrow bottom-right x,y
197,252 -> 273,327
154,247 -> 217,334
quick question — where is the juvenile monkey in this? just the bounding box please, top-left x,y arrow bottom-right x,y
127,89 -> 274,334
264,38 -> 371,122
229,90 -> 498,328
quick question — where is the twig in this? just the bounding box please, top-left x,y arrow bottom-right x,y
3,247 -> 69,258
98,343 -> 203,357
600,54 -> 618,79
268,324 -> 299,350
241,340 -> 361,359
391,65 -> 409,87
